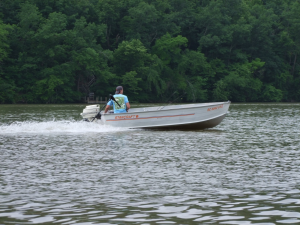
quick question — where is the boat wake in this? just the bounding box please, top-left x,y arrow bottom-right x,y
0,120 -> 127,134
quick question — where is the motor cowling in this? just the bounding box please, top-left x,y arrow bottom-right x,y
80,105 -> 100,122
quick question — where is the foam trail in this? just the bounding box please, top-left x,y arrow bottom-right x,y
0,120 -> 128,134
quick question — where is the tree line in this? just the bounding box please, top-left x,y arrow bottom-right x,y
0,0 -> 299,103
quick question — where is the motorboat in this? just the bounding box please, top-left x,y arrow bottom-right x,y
81,101 -> 231,129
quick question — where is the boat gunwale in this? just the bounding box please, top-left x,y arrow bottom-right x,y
101,101 -> 231,116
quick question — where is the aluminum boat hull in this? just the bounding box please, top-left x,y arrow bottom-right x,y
99,101 -> 230,129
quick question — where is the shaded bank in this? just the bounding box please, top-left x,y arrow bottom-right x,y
1,0 -> 300,103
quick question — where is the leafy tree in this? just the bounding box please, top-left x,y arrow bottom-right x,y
178,50 -> 213,102
7,3 -> 111,103
0,0 -> 300,103
96,0 -> 126,49
121,2 -> 160,48
0,20 -> 9,65
151,33 -> 188,101
152,33 -> 188,65
112,39 -> 166,101
0,19 -> 15,103
213,59 -> 264,102
122,71 -> 142,95
261,84 -> 283,102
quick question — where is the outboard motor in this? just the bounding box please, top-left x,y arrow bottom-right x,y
80,95 -> 119,122
80,105 -> 100,122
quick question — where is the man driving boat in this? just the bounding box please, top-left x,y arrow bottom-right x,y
104,86 -> 130,113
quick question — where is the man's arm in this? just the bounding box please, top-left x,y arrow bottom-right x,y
126,102 -> 130,112
104,105 -> 111,113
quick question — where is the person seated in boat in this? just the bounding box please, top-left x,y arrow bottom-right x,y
104,86 -> 130,113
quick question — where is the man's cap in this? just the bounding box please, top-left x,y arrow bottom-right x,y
115,86 -> 123,94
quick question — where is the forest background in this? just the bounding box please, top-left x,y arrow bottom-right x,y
0,0 -> 300,103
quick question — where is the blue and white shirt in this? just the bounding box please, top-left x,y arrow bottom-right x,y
107,94 -> 129,113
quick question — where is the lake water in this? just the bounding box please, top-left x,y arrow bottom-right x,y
0,103 -> 300,225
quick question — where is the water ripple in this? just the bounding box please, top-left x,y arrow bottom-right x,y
0,103 -> 300,224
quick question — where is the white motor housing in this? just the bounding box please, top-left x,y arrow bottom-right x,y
80,105 -> 100,121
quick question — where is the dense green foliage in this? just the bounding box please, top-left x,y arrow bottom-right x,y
0,0 -> 299,103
